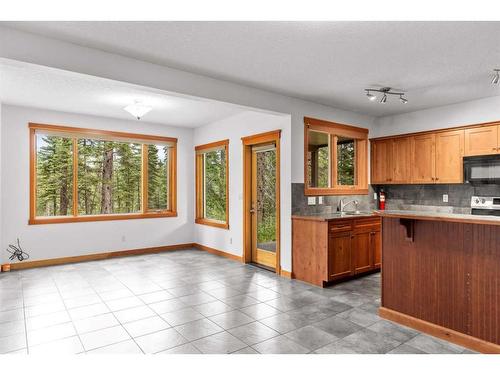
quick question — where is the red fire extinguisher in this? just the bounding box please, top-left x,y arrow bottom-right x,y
379,189 -> 386,210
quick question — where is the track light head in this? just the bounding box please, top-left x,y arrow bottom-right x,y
492,69 -> 500,85
380,94 -> 387,104
366,90 -> 377,101
400,95 -> 408,104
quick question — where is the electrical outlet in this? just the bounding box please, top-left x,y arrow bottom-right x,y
443,194 -> 448,203
318,196 -> 324,205
307,197 -> 316,205
373,192 -> 378,200
229,238 -> 233,245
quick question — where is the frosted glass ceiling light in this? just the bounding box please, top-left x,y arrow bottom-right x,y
365,90 -> 377,101
123,101 -> 153,120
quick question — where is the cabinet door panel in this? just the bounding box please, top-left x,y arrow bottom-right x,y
371,139 -> 393,184
328,232 -> 353,280
411,134 -> 435,183
353,231 -> 372,274
435,130 -> 464,183
392,137 -> 411,183
464,125 -> 498,156
372,230 -> 381,268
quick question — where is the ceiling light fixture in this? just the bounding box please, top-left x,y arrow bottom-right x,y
123,101 -> 153,120
364,87 -> 408,105
491,69 -> 500,85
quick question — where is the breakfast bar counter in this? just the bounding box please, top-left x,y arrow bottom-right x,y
377,211 -> 500,353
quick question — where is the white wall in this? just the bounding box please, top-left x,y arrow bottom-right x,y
373,96 -> 500,137
0,105 -> 195,263
193,111 -> 292,271
0,26 -> 376,184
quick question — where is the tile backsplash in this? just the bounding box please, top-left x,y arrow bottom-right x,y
292,183 -> 500,215
292,183 -> 376,215
373,183 -> 500,213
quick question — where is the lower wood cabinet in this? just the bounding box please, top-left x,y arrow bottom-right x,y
292,215 -> 381,287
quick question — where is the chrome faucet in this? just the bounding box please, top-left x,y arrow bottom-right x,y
337,199 -> 359,213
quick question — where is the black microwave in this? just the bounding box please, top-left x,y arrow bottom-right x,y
464,155 -> 500,184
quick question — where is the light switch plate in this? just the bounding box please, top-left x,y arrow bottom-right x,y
443,194 -> 448,203
318,196 -> 324,205
307,197 -> 316,205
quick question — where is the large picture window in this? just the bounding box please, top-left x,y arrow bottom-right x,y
195,140 -> 229,229
30,123 -> 177,224
304,117 -> 368,195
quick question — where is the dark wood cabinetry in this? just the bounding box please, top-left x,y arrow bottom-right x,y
293,215 -> 381,287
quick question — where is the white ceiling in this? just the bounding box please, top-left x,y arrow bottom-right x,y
3,21 -> 500,117
0,60 -> 245,127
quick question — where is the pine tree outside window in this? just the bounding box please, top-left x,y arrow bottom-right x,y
195,140 -> 229,229
30,123 -> 177,224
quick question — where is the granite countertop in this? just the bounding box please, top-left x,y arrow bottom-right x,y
375,209 -> 500,225
292,211 -> 378,221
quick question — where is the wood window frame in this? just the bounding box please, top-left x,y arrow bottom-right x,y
195,139 -> 229,229
29,123 -> 177,225
304,117 -> 368,196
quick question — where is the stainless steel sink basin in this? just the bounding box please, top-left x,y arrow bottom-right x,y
340,210 -> 373,216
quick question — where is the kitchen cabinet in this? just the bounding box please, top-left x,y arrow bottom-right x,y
435,129 -> 464,183
371,139 -> 393,184
292,215 -> 381,287
464,125 -> 499,156
371,127 -> 466,185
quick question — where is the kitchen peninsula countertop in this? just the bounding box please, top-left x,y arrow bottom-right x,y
375,209 -> 500,226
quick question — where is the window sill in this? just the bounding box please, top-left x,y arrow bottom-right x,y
304,187 -> 369,196
29,211 -> 178,225
195,218 -> 229,229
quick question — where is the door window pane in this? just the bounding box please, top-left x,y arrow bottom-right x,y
36,134 -> 74,217
147,144 -> 170,211
337,136 -> 356,185
77,139 -> 142,215
203,149 -> 226,221
256,148 -> 277,252
307,130 -> 330,188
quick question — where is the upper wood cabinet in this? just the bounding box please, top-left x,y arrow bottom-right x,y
411,133 -> 436,183
371,129 -> 465,185
464,125 -> 500,156
435,130 -> 464,183
371,136 -> 411,184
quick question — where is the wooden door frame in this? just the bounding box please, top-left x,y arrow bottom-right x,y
242,130 -> 281,275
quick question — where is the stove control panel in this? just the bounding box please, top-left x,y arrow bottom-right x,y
471,196 -> 500,209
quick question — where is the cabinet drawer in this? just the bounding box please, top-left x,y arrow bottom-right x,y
353,217 -> 381,232
329,220 -> 353,233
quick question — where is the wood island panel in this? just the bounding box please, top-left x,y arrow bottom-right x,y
381,217 -> 500,353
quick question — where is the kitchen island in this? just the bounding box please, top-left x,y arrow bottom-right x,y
377,210 -> 500,353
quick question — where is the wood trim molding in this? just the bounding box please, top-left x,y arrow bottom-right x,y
29,123 -> 178,144
280,269 -> 293,279
304,117 -> 369,136
194,139 -> 229,229
29,123 -> 177,225
379,307 -> 500,354
7,243 -> 195,270
241,130 -> 281,145
193,243 -> 243,262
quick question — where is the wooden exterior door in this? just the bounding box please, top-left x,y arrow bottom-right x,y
411,134 -> 436,183
352,230 -> 372,274
250,144 -> 278,270
392,137 -> 411,183
435,130 -> 464,183
371,139 -> 393,184
328,232 -> 353,280
464,125 -> 499,156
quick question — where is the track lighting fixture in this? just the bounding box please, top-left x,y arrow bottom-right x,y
364,87 -> 408,105
491,69 -> 500,85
